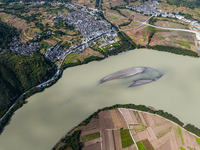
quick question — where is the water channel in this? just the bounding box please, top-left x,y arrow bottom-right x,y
1,49 -> 200,150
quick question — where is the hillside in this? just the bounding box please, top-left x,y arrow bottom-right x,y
53,106 -> 200,150
0,52 -> 55,117
166,0 -> 200,9
0,19 -> 18,49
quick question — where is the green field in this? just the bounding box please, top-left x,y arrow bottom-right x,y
178,126 -> 185,145
136,141 -> 146,150
82,132 -> 100,142
120,129 -> 134,148
156,127 -> 172,139
180,147 -> 186,150
195,136 -> 200,146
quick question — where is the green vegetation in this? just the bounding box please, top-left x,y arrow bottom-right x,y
132,125 -> 146,132
187,146 -> 196,150
195,136 -> 200,146
156,127 -> 172,139
184,124 -> 200,139
60,55 -> 104,70
136,141 -> 146,150
82,132 -> 100,142
0,20 -> 18,49
99,12 -> 137,55
180,147 -> 186,150
178,126 -> 185,145
120,129 -> 134,148
80,104 -> 184,127
166,0 -> 200,9
0,52 -> 54,118
147,45 -> 199,58
56,130 -> 82,150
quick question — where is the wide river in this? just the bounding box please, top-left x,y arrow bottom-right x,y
1,49 -> 200,150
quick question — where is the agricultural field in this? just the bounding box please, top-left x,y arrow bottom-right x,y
53,108 -> 200,150
149,30 -> 197,52
74,0 -> 96,8
120,21 -> 141,30
124,25 -> 150,46
62,48 -> 104,65
105,9 -> 130,26
154,20 -> 188,29
101,0 -> 126,10
119,9 -> 134,20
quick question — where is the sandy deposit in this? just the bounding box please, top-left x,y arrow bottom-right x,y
100,67 -> 145,83
100,67 -> 163,87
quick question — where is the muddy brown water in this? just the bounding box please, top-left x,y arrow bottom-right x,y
1,49 -> 200,150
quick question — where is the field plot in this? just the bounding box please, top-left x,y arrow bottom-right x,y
75,0 -> 96,8
132,12 -> 149,22
121,109 -> 200,150
54,108 -> 200,150
105,10 -> 130,26
101,0 -> 111,10
110,0 -> 126,8
149,30 -> 197,52
62,48 -> 104,67
120,21 -> 141,30
124,26 -> 150,46
154,20 -> 188,29
119,9 -> 134,20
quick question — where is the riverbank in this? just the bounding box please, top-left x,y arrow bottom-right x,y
53,104 -> 200,150
1,49 -> 200,149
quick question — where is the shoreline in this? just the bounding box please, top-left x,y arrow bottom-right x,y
52,104 -> 200,149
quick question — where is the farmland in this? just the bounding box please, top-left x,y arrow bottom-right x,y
53,108 -> 200,150
105,9 -> 130,26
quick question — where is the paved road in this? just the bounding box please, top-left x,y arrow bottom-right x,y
122,15 -> 154,32
144,22 -> 199,34
122,16 -> 199,35
0,31 -> 108,122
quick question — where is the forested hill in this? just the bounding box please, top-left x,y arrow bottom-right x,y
0,53 -> 55,117
166,0 -> 200,9
0,19 -> 18,49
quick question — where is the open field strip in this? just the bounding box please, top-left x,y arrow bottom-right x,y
119,108 -> 139,150
125,108 -> 200,144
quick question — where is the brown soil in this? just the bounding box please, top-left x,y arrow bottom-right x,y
113,129 -> 122,150
84,137 -> 101,147
109,109 -> 123,129
141,139 -> 155,150
101,130 -> 115,150
99,111 -> 115,130
76,48 -> 104,62
157,139 -> 171,150
132,12 -> 148,22
82,142 -> 101,150
119,108 -> 135,125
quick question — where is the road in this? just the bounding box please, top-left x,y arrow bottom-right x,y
122,15 -> 154,32
0,31 -> 108,122
122,15 -> 199,35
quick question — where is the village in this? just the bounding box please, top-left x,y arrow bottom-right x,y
44,3 -> 117,63
4,0 -> 200,62
9,38 -> 40,56
126,2 -> 200,29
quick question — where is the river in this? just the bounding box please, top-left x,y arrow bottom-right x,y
1,49 -> 200,150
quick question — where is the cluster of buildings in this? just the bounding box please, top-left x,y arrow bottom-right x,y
7,2 -> 118,61
45,45 -> 65,62
44,3 -> 118,62
126,2 -> 200,28
62,9 -> 117,42
9,38 -> 40,56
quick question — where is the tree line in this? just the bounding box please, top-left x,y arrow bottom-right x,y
147,45 -> 199,57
